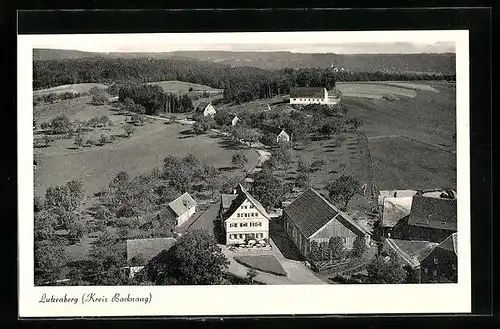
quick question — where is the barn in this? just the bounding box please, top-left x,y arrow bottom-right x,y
283,188 -> 371,259
261,124 -> 290,143
420,233 -> 458,283
196,101 -> 216,117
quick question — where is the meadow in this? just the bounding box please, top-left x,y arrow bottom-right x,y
33,83 -> 108,96
33,97 -> 258,198
147,80 -> 223,94
341,81 -> 456,190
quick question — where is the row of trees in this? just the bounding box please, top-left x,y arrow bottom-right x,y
33,57 -> 455,104
33,91 -> 84,106
118,84 -> 193,115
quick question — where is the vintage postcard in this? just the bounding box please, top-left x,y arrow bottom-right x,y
18,30 -> 470,317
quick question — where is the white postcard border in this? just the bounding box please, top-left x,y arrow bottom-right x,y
18,30 -> 470,317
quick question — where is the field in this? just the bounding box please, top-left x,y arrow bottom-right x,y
33,97 -> 258,198
342,81 -> 456,190
147,80 -> 223,94
33,83 -> 108,96
336,82 -> 417,99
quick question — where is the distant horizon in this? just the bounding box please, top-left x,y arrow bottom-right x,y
34,47 -> 456,55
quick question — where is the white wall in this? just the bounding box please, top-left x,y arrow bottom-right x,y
225,199 -> 269,245
177,205 -> 196,226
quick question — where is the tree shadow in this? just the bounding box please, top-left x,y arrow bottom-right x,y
213,219 -> 226,244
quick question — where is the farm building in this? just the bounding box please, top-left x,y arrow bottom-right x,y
381,238 -> 439,283
108,96 -> 119,102
283,188 -> 371,259
380,196 -> 413,238
420,233 -> 458,283
289,87 -> 341,105
220,184 -> 270,245
231,115 -> 240,126
381,195 -> 457,243
159,192 -> 197,227
126,237 -> 177,278
261,124 -> 290,143
196,101 -> 217,117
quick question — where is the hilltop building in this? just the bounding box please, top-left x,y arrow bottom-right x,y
289,87 -> 341,105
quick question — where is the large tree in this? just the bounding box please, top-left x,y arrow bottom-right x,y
366,252 -> 407,284
251,167 -> 284,209
232,152 -> 248,169
142,230 -> 229,285
326,175 -> 362,210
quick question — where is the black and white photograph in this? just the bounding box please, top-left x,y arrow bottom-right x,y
18,29 -> 471,316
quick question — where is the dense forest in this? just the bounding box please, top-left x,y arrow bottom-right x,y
118,84 -> 193,114
33,57 -> 455,104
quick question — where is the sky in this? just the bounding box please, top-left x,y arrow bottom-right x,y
29,31 -> 457,54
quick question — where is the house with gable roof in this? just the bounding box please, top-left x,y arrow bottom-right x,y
283,188 -> 371,259
420,233 -> 458,283
220,184 -> 270,245
159,192 -> 197,227
196,101 -> 216,117
261,124 -> 290,144
126,237 -> 177,278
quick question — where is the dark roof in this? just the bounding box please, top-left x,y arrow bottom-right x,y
383,238 -> 439,269
283,188 -> 370,239
126,237 -> 177,265
196,101 -> 211,111
290,87 -> 326,98
167,192 -> 196,217
435,233 -> 458,256
261,124 -> 286,136
223,184 -> 270,221
408,196 -> 457,231
221,194 -> 238,209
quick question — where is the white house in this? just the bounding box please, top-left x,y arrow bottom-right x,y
231,115 -> 239,126
289,87 -> 341,105
196,101 -> 217,117
160,192 -> 197,227
126,237 -> 177,278
261,124 -> 290,144
220,184 -> 270,245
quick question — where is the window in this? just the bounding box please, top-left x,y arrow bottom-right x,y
237,214 -> 240,218
240,223 -> 248,227
257,222 -> 262,227
239,234 -> 243,239
244,213 -> 248,218
229,223 -> 237,228
249,204 -> 254,209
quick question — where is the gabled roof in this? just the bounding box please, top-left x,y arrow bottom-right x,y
196,101 -> 212,111
381,197 -> 413,228
408,196 -> 457,231
261,124 -> 286,136
383,238 -> 439,269
168,192 -> 197,217
378,189 -> 418,205
435,233 -> 458,256
290,87 -> 326,98
223,184 -> 270,221
221,194 -> 238,209
283,188 -> 370,239
126,237 -> 177,265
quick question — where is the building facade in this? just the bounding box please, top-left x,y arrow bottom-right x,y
283,188 -> 371,259
220,184 -> 270,245
197,101 -> 217,117
289,87 -> 341,105
420,233 -> 458,283
161,192 -> 197,227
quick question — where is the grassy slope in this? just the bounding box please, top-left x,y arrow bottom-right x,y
343,82 -> 456,190
33,98 -> 258,197
147,80 -> 223,93
33,83 -> 108,95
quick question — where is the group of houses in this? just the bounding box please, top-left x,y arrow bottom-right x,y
377,188 -> 458,283
289,87 -> 342,106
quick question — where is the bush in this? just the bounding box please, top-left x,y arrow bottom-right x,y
85,139 -> 96,147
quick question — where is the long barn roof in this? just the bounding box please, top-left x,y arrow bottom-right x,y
290,87 -> 326,98
408,196 -> 457,231
284,188 -> 370,239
